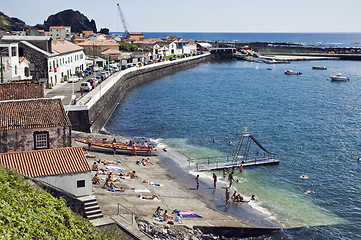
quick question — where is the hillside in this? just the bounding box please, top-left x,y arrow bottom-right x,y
36,9 -> 97,33
0,11 -> 30,32
0,166 -> 124,239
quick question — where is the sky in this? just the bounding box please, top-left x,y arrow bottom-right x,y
2,0 -> 361,33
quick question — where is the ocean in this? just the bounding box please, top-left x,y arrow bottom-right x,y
113,32 -> 361,48
105,33 -> 361,239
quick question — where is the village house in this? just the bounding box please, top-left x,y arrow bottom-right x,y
0,147 -> 92,197
49,26 -> 71,40
50,39 -> 86,84
1,35 -> 85,88
0,81 -> 44,101
77,39 -> 119,57
0,98 -> 71,153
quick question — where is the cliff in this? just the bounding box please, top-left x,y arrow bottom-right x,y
0,11 -> 30,32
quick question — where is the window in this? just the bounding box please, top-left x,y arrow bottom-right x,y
33,131 -> 49,149
11,47 -> 17,57
77,180 -> 85,188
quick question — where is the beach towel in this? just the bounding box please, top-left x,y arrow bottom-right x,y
131,188 -> 151,193
180,210 -> 202,218
107,166 -> 122,172
107,188 -> 125,192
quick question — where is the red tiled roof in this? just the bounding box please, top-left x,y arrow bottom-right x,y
0,98 -> 71,130
52,39 -> 83,53
102,48 -> 121,55
78,40 -> 118,47
50,26 -> 71,29
0,81 -> 44,101
0,147 -> 91,178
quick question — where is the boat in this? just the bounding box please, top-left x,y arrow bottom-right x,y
312,66 -> 327,70
75,139 -> 167,156
284,70 -> 302,75
330,73 -> 349,81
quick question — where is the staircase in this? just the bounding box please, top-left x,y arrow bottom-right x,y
77,195 -> 103,221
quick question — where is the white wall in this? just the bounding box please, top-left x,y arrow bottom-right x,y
37,172 -> 92,197
48,50 -> 86,86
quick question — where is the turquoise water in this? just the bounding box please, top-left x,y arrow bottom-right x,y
106,60 -> 361,239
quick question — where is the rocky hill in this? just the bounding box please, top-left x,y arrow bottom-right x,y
0,10 -> 97,33
35,9 -> 97,33
0,11 -> 31,32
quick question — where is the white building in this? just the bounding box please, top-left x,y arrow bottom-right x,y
0,147 -> 92,197
49,26 -> 71,40
49,39 -> 86,85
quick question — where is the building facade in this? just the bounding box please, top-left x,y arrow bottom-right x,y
0,98 -> 71,153
49,26 -> 71,40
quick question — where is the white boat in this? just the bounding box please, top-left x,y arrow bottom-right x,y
312,66 -> 327,70
330,73 -> 349,81
284,70 -> 302,75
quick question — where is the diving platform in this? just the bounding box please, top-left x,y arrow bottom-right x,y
188,157 -> 279,172
188,132 -> 279,172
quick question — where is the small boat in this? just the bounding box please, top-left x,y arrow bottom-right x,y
312,66 -> 327,70
75,139 -> 166,156
330,73 -> 349,81
284,70 -> 302,75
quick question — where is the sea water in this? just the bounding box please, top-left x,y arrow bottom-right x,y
105,59 -> 361,239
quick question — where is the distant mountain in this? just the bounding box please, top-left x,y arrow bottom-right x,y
0,11 -> 31,32
36,9 -> 97,33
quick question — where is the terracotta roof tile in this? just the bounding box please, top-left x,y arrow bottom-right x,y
0,81 -> 44,100
52,39 -> 83,53
78,40 -> 118,47
50,26 -> 71,29
0,147 -> 91,178
0,98 -> 71,130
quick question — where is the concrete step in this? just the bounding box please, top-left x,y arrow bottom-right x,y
88,213 -> 103,221
90,216 -> 115,227
84,201 -> 98,208
86,209 -> 102,216
77,195 -> 96,202
85,205 -> 100,212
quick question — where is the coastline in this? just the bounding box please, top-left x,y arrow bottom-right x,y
72,131 -> 283,238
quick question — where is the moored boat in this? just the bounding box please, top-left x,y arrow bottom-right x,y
330,73 -> 349,81
284,70 -> 302,75
75,139 -> 166,156
312,66 -> 327,70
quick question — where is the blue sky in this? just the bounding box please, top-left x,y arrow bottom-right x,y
3,0 -> 361,33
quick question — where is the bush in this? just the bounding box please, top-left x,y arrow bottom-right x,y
0,166 -> 116,239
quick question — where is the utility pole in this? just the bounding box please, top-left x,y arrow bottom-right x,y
0,53 -> 3,83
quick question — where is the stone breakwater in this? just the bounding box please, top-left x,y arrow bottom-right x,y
66,54 -> 211,133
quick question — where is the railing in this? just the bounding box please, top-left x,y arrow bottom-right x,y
187,155 -> 276,171
117,202 -> 163,237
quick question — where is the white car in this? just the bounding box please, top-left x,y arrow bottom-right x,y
68,76 -> 79,83
80,82 -> 92,92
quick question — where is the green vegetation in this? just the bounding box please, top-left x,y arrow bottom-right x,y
118,42 -> 139,51
0,166 -> 120,239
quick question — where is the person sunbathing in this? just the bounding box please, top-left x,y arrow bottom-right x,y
84,149 -> 95,158
91,162 -> 99,171
139,194 -> 159,200
122,170 -> 139,179
174,213 -> 182,223
110,182 -> 124,192
103,179 -> 111,189
141,158 -> 153,165
154,206 -> 162,218
92,174 -> 100,184
163,210 -> 171,221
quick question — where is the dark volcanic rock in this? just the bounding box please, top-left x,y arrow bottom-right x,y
0,11 -> 31,32
41,9 -> 97,33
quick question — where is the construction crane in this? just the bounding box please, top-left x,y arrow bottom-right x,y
117,3 -> 129,37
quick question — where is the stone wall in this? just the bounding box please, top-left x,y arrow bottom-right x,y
68,55 -> 211,133
0,127 -> 71,152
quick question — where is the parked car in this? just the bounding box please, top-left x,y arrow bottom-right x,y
95,75 -> 102,82
100,71 -> 107,80
68,76 -> 79,83
93,66 -> 100,72
121,65 -> 127,70
80,82 -> 92,92
83,70 -> 91,76
112,66 -> 119,72
87,78 -> 98,88
169,57 -> 176,61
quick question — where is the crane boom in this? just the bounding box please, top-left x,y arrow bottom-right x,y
117,3 -> 129,36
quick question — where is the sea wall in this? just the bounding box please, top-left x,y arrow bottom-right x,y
66,54 -> 211,133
